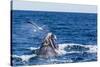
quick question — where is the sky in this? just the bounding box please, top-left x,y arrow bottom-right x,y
12,0 -> 97,13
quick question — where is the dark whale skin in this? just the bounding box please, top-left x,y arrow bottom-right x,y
37,33 -> 58,58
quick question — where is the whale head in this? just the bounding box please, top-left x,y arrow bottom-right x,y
44,32 -> 57,49
38,32 -> 58,58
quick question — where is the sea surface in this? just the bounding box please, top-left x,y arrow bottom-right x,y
11,10 -> 97,66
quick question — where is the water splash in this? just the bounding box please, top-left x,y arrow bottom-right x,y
12,43 -> 97,65
58,43 -> 97,54
12,54 -> 37,62
28,47 -> 39,51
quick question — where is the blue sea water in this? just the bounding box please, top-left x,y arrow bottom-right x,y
11,10 -> 97,66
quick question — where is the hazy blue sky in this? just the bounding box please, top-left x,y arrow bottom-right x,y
12,0 -> 97,13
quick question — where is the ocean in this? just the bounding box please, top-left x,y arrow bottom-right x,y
11,10 -> 97,66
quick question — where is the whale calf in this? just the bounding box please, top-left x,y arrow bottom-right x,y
37,32 -> 59,58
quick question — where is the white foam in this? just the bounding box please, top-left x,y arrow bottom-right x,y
12,54 -> 37,62
28,47 -> 39,51
57,43 -> 97,54
85,45 -> 97,53
48,58 -> 73,63
27,43 -> 97,57
55,49 -> 67,55
13,43 -> 97,63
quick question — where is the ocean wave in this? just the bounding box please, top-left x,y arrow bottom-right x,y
12,43 -> 97,65
58,43 -> 97,54
12,54 -> 37,62
28,47 -> 39,51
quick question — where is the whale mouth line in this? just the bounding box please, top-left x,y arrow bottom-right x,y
37,32 -> 59,58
